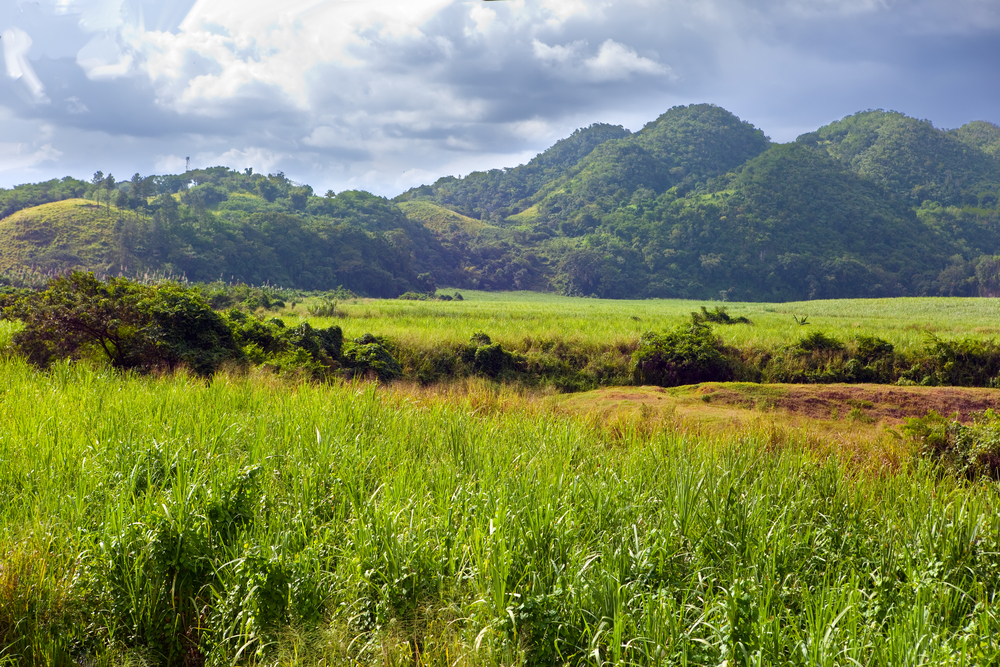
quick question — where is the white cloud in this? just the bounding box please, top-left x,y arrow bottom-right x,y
0,142 -> 62,173
3,28 -> 48,102
585,39 -> 670,82
468,5 -> 496,34
76,33 -> 134,79
533,38 -> 586,65
533,38 -> 670,83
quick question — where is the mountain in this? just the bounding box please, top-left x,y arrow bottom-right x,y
3,105 -> 1000,300
798,110 -> 1000,206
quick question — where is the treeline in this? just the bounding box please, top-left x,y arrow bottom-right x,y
0,177 -> 88,219
75,169 -> 464,296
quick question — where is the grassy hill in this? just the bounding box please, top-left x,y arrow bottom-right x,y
0,199 -> 120,273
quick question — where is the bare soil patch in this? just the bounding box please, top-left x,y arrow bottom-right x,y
554,382 -> 1000,429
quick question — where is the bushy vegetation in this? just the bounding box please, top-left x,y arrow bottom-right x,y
632,323 -> 736,386
905,409 -> 1000,480
0,273 -> 352,379
0,176 -> 88,219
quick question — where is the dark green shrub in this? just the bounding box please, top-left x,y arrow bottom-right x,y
691,305 -> 751,325
632,323 -> 734,387
474,343 -> 514,377
796,331 -> 844,352
843,335 -> 896,383
923,335 -> 1000,387
140,284 -> 244,376
397,292 -> 429,301
343,333 -> 401,381
854,335 -> 894,364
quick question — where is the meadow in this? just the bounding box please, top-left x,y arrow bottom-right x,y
303,291 -> 1000,354
2,352 -> 1000,665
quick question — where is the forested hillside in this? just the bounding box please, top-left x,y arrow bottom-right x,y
3,104 -> 1000,300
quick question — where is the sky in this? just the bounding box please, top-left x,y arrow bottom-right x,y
2,0 -> 1000,197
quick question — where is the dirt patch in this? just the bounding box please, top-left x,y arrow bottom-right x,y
699,383 -> 1000,424
555,383 -> 1000,431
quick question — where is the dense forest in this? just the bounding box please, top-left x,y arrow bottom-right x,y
3,104 -> 1000,300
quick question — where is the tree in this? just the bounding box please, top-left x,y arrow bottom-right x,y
3,272 -> 243,375
91,170 -> 104,207
103,173 -> 116,211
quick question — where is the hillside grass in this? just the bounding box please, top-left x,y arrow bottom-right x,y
0,198 -> 121,272
1,357 -> 999,664
397,200 -> 492,234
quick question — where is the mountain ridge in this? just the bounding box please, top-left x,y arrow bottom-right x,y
3,104 -> 1000,301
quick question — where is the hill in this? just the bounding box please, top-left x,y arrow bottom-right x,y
3,105 -> 1000,300
0,199 -> 118,273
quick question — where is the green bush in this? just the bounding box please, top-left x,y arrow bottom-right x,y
5,272 -> 243,375
905,409 -> 1000,479
343,333 -> 401,381
796,331 -> 845,352
632,323 -> 734,387
691,305 -> 751,325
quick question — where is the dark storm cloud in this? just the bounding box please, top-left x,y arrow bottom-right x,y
1,0 -> 999,194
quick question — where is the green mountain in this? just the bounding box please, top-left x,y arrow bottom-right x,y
3,105 -> 1000,301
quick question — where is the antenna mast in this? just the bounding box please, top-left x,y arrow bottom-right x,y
185,157 -> 190,172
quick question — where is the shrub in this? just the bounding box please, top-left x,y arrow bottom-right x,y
342,333 -> 401,381
923,335 -> 1000,387
473,342 -> 514,377
796,331 -> 844,352
632,323 -> 734,387
691,305 -> 751,325
904,409 -> 1000,480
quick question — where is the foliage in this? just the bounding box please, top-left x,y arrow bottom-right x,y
632,323 -> 734,386
2,272 -> 242,374
0,176 -> 88,220
691,305 -> 751,325
342,333 -> 402,381
905,409 -> 1000,480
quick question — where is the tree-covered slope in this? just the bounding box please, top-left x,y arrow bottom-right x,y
950,120 -> 1000,159
800,110 -> 1000,206
397,123 -> 632,220
631,103 -> 771,187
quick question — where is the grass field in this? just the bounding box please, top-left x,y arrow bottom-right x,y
2,355 -> 1000,665
298,291 -> 1000,354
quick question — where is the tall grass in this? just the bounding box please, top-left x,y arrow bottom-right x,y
1,359 -> 999,664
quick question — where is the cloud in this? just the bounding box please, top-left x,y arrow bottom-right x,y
585,40 -> 671,82
533,38 -> 671,83
0,141 -> 61,172
3,28 -> 48,102
0,0 -> 998,197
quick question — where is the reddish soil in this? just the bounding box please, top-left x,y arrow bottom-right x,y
701,384 -> 1000,424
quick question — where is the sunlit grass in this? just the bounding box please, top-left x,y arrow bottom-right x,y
1,358 -> 999,664
292,291 -> 1000,354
